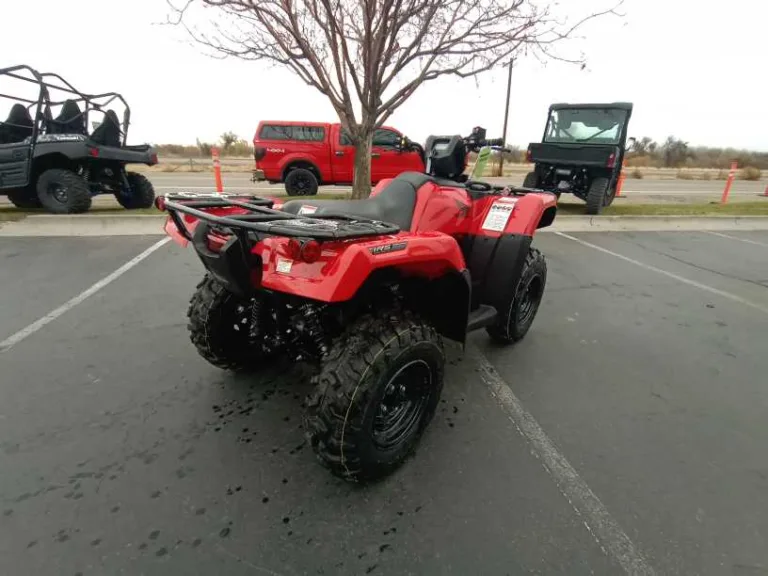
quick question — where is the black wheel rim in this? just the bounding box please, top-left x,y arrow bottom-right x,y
294,174 -> 311,195
48,183 -> 68,203
372,360 -> 433,450
516,275 -> 543,327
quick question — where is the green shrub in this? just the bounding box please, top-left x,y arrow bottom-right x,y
739,166 -> 762,181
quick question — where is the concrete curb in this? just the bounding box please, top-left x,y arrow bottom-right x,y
2,213 -> 768,237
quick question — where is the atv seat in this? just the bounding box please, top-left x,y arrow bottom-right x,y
47,99 -> 85,135
90,109 -> 121,146
0,104 -> 34,144
281,172 -> 433,231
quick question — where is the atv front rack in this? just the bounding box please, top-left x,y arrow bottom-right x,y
159,192 -> 401,242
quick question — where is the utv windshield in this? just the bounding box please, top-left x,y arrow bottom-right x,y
544,107 -> 628,145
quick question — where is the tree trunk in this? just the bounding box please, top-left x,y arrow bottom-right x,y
352,133 -> 373,199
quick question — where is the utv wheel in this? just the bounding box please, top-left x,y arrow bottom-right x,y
585,176 -> 610,215
487,248 -> 547,344
116,172 -> 156,209
36,169 -> 92,214
304,310 -> 445,483
522,171 -> 539,189
187,274 -> 271,371
7,187 -> 42,209
285,168 -> 319,196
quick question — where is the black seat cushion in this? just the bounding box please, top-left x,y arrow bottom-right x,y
281,172 -> 433,231
0,104 -> 33,144
47,100 -> 85,134
90,110 -> 121,146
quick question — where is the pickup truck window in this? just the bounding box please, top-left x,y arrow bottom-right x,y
259,125 -> 325,142
339,128 -> 401,147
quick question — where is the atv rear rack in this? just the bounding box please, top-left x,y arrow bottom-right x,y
159,192 -> 401,242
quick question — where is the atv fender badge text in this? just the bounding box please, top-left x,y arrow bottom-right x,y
369,241 -> 407,255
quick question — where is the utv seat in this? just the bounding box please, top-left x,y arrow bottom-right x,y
281,171 -> 434,231
90,110 -> 121,146
47,100 -> 85,134
0,104 -> 33,144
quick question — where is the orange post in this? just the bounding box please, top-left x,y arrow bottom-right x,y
720,161 -> 737,204
212,147 -> 224,193
761,183 -> 768,197
615,160 -> 627,198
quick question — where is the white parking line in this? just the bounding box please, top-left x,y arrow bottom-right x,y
555,232 -> 768,316
706,230 -> 768,248
0,238 -> 170,353
473,348 -> 656,575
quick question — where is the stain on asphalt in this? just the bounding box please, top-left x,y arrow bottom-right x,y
156,547 -> 168,557
192,538 -> 202,548
149,530 -> 160,541
219,527 -> 231,538
90,538 -> 102,546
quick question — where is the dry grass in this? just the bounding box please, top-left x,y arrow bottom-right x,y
557,201 -> 768,216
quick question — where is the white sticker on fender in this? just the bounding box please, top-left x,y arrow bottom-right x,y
481,200 -> 517,232
298,205 -> 318,215
276,258 -> 293,273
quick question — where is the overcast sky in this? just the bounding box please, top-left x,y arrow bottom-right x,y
1,0 -> 764,151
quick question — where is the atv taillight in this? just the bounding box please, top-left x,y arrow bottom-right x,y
607,152 -> 616,168
155,196 -> 166,211
254,146 -> 267,161
206,232 -> 229,252
286,238 -> 321,263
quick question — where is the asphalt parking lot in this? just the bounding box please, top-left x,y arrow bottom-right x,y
1,229 -> 768,575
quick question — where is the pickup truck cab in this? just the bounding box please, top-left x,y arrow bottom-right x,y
252,121 -> 425,196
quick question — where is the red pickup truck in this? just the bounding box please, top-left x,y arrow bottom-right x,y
251,121 -> 425,196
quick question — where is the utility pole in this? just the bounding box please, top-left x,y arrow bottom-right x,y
497,58 -> 514,177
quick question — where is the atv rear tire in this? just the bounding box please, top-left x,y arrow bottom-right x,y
487,248 -> 547,344
7,187 -> 42,209
285,168 -> 319,196
116,172 -> 156,209
187,274 -> 271,371
36,169 -> 92,214
304,310 -> 445,483
523,171 -> 539,189
585,176 -> 611,215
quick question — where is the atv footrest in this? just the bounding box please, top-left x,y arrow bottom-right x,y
466,305 -> 498,331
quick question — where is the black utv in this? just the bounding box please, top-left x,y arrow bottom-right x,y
0,65 -> 158,214
522,102 -> 633,215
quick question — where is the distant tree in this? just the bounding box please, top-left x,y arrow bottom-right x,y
661,136 -> 691,168
629,136 -> 657,156
196,137 -> 213,157
170,0 -> 622,198
220,131 -> 239,151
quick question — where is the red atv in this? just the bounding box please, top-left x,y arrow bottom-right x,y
157,134 -> 557,483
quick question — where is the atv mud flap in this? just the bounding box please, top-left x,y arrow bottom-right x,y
191,223 -> 257,297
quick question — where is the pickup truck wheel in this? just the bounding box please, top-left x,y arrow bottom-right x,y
36,169 -> 92,214
285,168 -> 319,196
304,309 -> 445,483
116,172 -> 156,209
585,176 -> 610,215
7,187 -> 42,209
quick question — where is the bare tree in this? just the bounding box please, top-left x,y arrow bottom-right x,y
170,0 -> 620,198
220,130 -> 240,150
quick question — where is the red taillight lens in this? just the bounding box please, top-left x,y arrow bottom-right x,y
607,152 -> 616,168
254,146 -> 267,161
155,196 -> 166,211
526,148 -> 532,163
206,231 -> 229,252
88,147 -> 99,158
287,238 -> 302,260
300,240 -> 321,263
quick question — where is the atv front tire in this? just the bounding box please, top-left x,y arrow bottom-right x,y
304,310 -> 445,483
116,172 -> 156,209
187,274 -> 271,371
7,187 -> 42,209
285,168 -> 319,196
487,248 -> 547,344
585,176 -> 611,215
36,169 -> 92,214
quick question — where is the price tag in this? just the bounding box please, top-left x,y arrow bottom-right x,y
276,258 -> 293,274
298,205 -> 318,215
481,200 -> 517,232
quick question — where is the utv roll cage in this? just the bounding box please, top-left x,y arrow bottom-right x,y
0,64 -> 131,148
